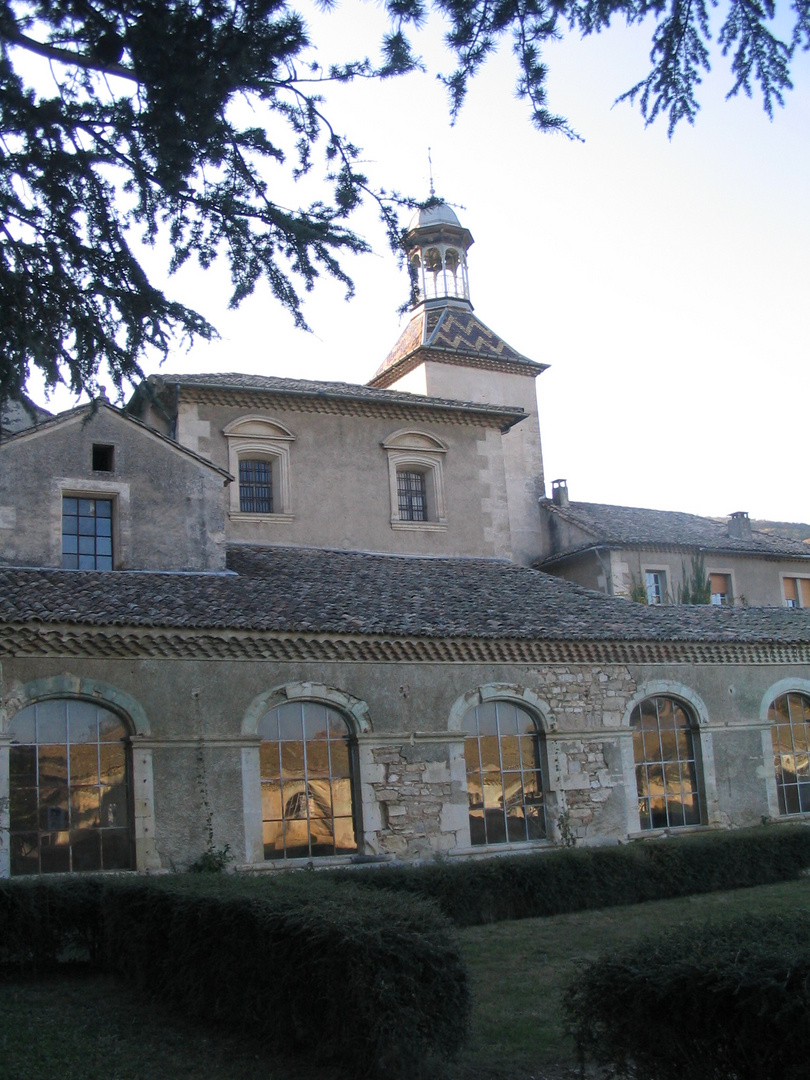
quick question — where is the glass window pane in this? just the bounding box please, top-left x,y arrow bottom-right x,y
70,786 -> 100,829
328,740 -> 351,779
260,742 -> 280,779
70,744 -> 98,786
100,784 -> 129,829
102,830 -> 131,871
40,837 -> 71,874
302,703 -> 330,738
36,700 -> 68,743
39,747 -> 68,785
495,702 -> 520,736
99,744 -> 126,785
11,834 -> 39,876
68,701 -> 98,743
10,785 -> 38,830
305,741 -> 330,779
71,830 -> 101,872
10,745 -> 37,784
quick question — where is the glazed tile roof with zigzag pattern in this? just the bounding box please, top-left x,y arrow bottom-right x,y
2,545 -> 810,643
375,307 -> 545,379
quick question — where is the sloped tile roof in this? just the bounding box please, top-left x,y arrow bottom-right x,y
374,307 -> 545,380
1,545 -> 809,643
539,501 -> 810,562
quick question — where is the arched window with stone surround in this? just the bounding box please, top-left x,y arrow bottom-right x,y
631,696 -> 702,830
769,691 -> 810,815
257,700 -> 358,860
8,698 -> 133,875
462,700 -> 546,846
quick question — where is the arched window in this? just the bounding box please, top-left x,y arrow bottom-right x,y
631,696 -> 702,830
462,700 -> 546,845
258,701 -> 357,859
769,692 -> 810,814
9,698 -> 132,875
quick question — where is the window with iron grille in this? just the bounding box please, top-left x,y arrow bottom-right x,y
632,696 -> 702,830
62,497 -> 113,570
8,698 -> 132,875
258,701 -> 358,860
462,701 -> 546,846
239,459 -> 272,514
397,470 -> 427,522
770,692 -> 810,814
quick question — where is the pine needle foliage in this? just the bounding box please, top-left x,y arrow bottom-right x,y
2,0 -> 806,402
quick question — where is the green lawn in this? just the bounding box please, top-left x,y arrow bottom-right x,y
3,877 -> 810,1080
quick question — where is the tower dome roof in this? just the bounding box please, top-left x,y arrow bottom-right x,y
406,201 -> 462,232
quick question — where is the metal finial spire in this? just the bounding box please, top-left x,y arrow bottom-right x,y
428,148 -> 435,197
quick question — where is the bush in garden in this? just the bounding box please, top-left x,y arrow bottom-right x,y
330,824 -> 810,926
101,876 -> 469,1078
564,911 -> 810,1080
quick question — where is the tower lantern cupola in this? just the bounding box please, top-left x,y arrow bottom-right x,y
404,201 -> 474,308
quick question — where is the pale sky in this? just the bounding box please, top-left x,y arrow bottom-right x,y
26,3 -> 810,524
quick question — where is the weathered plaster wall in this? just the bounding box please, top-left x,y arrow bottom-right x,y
4,649 -> 803,876
174,399 -> 512,559
0,408 -> 227,571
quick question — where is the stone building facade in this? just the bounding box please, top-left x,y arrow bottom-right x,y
2,201 -> 810,878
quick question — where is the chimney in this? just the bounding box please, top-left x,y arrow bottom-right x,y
552,479 -> 569,508
728,511 -> 751,540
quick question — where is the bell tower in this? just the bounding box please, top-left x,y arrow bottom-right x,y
405,201 -> 474,307
369,198 -> 549,566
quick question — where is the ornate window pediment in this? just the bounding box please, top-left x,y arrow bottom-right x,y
382,429 -> 448,531
224,416 -> 295,520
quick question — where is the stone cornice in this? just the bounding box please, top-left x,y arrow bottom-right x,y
370,348 -> 546,390
2,623 -> 809,667
173,384 -> 521,431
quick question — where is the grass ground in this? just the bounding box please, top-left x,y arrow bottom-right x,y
2,877 -> 809,1080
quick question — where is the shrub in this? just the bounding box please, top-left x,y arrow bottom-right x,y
564,911 -> 810,1080
0,877 -> 104,971
329,824 -> 810,926
101,876 -> 469,1078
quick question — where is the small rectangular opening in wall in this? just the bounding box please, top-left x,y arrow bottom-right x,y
92,444 -> 114,472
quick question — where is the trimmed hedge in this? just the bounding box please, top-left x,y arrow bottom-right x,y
0,875 -> 469,1078
330,824 -> 810,925
0,876 -> 105,970
105,877 -> 468,1077
564,911 -> 810,1080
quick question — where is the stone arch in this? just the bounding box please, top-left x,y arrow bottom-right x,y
447,683 -> 554,734
759,677 -> 810,721
4,673 -> 150,735
241,681 -> 372,737
622,680 -> 709,728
